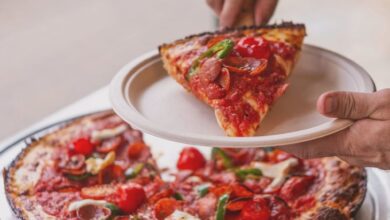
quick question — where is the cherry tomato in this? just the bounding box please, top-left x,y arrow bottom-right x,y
153,198 -> 178,220
280,176 -> 315,201
96,136 -> 123,153
71,138 -> 95,156
240,197 -> 271,220
113,183 -> 146,214
176,147 -> 206,171
127,141 -> 146,159
235,37 -> 270,60
80,184 -> 117,200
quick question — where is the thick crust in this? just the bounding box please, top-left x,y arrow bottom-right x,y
159,22 -> 306,52
300,157 -> 367,219
4,111 -> 117,219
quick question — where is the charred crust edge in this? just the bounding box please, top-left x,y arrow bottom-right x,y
350,168 -> 368,217
3,110 -> 114,219
158,22 -> 306,53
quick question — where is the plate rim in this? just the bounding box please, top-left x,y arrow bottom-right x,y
109,44 -> 376,147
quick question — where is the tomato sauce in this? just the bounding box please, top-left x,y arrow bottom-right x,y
179,35 -> 296,136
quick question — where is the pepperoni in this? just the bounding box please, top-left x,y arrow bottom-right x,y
280,176 -> 315,201
240,197 -> 271,220
199,57 -> 222,84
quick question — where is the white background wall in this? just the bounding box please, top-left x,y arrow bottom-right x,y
0,0 -> 389,140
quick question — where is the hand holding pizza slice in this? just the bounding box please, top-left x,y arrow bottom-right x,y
159,22 -> 306,136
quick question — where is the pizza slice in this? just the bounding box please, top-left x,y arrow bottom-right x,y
159,22 -> 306,136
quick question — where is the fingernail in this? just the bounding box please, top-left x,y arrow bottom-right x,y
324,96 -> 335,114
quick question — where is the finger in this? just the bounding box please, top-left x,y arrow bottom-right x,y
279,129 -> 351,159
370,89 -> 390,120
254,0 -> 278,25
206,0 -> 224,16
219,0 -> 244,28
317,91 -> 376,120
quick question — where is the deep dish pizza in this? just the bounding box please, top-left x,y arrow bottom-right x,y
159,22 -> 306,136
4,111 -> 366,220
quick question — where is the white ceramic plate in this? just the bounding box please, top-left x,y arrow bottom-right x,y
110,45 -> 375,147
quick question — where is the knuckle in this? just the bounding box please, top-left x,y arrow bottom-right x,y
342,93 -> 357,118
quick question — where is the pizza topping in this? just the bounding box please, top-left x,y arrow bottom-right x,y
91,124 -> 128,141
215,193 -> 229,220
65,173 -> 92,181
188,39 -> 234,79
235,168 -> 262,180
280,176 -> 315,201
127,141 -> 147,159
235,37 -> 271,60
239,197 -> 271,220
223,56 -> 268,75
86,151 -> 116,175
76,204 -> 112,220
199,57 -> 222,84
252,157 -> 299,191
96,136 -> 123,153
71,138 -> 95,156
81,184 -> 117,200
165,210 -> 200,220
217,67 -> 231,90
58,154 -> 86,172
153,198 -> 179,220
177,147 -> 206,171
226,197 -> 251,212
68,199 -> 110,211
212,148 -> 234,169
112,183 -> 146,214
125,163 -> 144,179
196,183 -> 210,197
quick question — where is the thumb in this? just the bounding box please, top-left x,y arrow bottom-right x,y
317,91 -> 375,120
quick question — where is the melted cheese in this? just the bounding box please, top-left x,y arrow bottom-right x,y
91,124 -> 128,141
166,210 -> 200,220
85,151 -> 116,174
251,158 -> 298,190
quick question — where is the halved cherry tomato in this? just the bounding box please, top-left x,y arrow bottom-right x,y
127,141 -> 146,159
153,198 -> 178,220
113,183 -> 146,214
231,183 -> 253,198
235,37 -> 271,60
240,197 -> 271,220
280,176 -> 315,201
177,147 -> 206,171
96,136 -> 123,153
71,138 -> 95,156
80,184 -> 117,200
